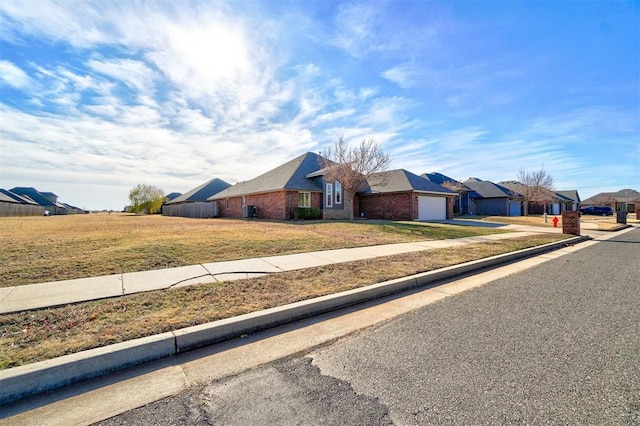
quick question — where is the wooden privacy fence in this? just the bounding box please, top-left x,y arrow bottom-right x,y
162,202 -> 219,218
0,203 -> 45,217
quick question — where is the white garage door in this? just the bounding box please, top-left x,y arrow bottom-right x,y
418,196 -> 446,220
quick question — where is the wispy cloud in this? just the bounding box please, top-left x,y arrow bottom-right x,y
0,1 -> 637,208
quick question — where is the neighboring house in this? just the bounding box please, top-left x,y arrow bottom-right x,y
359,169 -> 455,221
209,152 -> 325,220
8,187 -> 84,215
0,188 -> 44,216
499,181 -> 577,215
209,152 -> 455,221
462,178 -> 522,216
556,190 -> 581,212
165,192 -> 182,202
582,189 -> 640,213
163,178 -> 231,218
422,172 -> 470,215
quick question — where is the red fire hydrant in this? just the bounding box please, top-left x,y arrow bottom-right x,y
552,216 -> 559,228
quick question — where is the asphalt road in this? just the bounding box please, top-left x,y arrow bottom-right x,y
97,228 -> 639,425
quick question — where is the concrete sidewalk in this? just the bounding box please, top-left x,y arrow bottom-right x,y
5,223 -> 635,411
1,228 -> 552,314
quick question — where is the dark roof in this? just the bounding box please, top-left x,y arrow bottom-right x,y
582,189 -> 640,204
361,169 -> 454,195
168,178 -> 231,204
209,152 -> 325,200
499,181 -> 576,203
421,172 -> 461,187
10,187 -> 58,207
463,178 -> 513,199
165,192 -> 182,201
556,190 -> 580,203
0,189 -> 38,204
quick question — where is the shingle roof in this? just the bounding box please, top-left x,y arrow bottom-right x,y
10,187 -> 58,207
0,189 -> 38,204
499,181 -> 575,203
556,190 -> 580,203
209,152 -> 325,200
421,172 -> 465,187
463,178 -> 513,199
165,192 -> 182,201
582,189 -> 640,204
361,169 -> 454,195
168,178 -> 231,204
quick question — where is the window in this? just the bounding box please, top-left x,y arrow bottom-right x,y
298,191 -> 311,208
325,183 -> 333,207
335,181 -> 342,204
225,198 -> 229,209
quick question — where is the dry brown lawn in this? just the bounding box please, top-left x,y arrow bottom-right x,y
0,233 -> 569,369
0,213 -> 509,287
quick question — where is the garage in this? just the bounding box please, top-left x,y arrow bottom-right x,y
418,196 -> 446,220
509,201 -> 522,216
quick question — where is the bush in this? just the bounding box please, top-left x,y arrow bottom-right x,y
297,207 -> 321,220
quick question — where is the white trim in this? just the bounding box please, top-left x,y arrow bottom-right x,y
335,181 -> 342,204
325,183 -> 333,207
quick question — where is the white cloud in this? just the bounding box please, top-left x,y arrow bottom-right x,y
87,58 -> 158,94
0,60 -> 33,88
381,65 -> 418,89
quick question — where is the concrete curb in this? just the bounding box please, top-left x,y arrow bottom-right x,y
0,235 -> 588,405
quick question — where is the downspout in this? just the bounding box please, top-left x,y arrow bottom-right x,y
409,192 -> 414,220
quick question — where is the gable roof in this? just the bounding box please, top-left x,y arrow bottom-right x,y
0,189 -> 39,204
499,181 -> 575,203
361,169 -> 454,195
582,188 -> 640,205
168,178 -> 231,204
165,192 -> 182,201
556,190 -> 580,203
421,172 -> 466,188
10,187 -> 59,207
209,152 -> 325,200
463,178 -> 513,199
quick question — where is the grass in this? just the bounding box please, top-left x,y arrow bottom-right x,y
0,214 -> 509,287
0,233 -> 570,369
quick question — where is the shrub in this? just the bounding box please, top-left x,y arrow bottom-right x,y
297,207 -> 321,220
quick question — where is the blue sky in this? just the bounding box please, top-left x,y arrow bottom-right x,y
1,0 -> 638,210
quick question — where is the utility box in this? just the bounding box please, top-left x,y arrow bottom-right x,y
616,211 -> 627,224
562,211 -> 580,236
243,205 -> 256,218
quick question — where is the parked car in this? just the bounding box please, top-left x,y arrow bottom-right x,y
579,206 -> 613,216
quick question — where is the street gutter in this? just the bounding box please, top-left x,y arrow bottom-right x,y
0,235 -> 588,405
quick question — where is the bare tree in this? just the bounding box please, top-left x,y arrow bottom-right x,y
320,137 -> 391,220
440,179 -> 466,214
517,167 -> 555,215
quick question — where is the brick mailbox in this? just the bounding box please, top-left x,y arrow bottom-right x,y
562,210 -> 580,236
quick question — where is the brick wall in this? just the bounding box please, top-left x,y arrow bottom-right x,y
359,193 -> 413,221
218,191 -> 322,220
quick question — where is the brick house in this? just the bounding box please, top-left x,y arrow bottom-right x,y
358,169 -> 455,221
209,152 -> 325,220
208,152 -> 454,221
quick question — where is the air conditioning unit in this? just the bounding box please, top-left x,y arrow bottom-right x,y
242,205 -> 256,218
